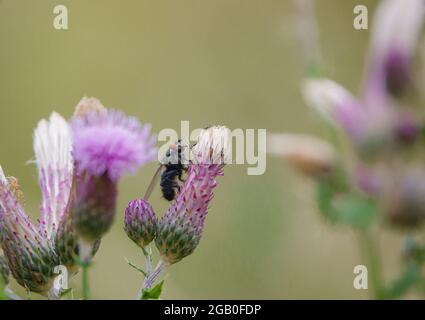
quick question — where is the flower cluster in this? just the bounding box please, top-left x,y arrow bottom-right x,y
270,0 -> 425,299
0,97 -> 156,298
272,0 -> 425,228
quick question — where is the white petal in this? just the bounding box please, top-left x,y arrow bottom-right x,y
193,126 -> 231,164
33,112 -> 73,239
0,165 -> 6,185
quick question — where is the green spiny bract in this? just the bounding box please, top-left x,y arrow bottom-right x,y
155,214 -> 201,265
0,255 -> 9,286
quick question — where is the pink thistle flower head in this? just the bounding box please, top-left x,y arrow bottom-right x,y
71,108 -> 157,182
155,126 -> 228,265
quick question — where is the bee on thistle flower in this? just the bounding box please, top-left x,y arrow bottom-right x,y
70,97 -> 157,260
0,112 -> 74,297
139,126 -> 229,290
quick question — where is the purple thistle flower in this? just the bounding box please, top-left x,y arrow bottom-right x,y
71,105 -> 157,248
125,199 -> 157,248
155,126 -> 227,265
71,108 -> 156,182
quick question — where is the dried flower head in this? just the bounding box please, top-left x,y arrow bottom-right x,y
192,126 -> 231,165
125,199 -> 157,248
155,126 -> 227,264
267,133 -> 337,177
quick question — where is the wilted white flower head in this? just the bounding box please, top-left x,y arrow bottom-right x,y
0,112 -> 74,295
192,126 -> 231,165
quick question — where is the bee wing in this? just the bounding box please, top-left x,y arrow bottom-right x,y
144,165 -> 164,201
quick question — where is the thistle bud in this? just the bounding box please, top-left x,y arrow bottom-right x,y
0,255 -> 9,286
73,96 -> 105,117
125,199 -> 157,248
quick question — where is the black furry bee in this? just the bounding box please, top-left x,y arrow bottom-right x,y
160,141 -> 188,201
144,140 -> 190,201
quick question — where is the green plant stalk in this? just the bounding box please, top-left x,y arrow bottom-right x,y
137,259 -> 168,299
358,230 -> 384,299
142,246 -> 153,274
82,261 -> 90,300
79,240 -> 94,300
0,278 -> 5,300
4,288 -> 22,300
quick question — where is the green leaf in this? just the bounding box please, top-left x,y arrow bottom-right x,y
60,288 -> 73,298
0,279 -> 6,301
384,263 -> 420,299
316,181 -> 377,229
141,280 -> 164,300
316,180 -> 336,222
332,194 -> 377,229
125,258 -> 147,277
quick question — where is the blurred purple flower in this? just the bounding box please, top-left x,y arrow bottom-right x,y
71,105 -> 157,251
302,0 -> 425,154
365,0 -> 425,98
71,109 -> 157,182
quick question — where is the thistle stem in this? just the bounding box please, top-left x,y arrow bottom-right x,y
78,240 -> 93,300
81,261 -> 90,300
4,287 -> 23,300
142,246 -> 153,274
138,259 -> 168,299
358,230 -> 384,299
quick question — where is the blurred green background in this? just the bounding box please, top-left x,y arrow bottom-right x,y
0,0 -> 406,299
